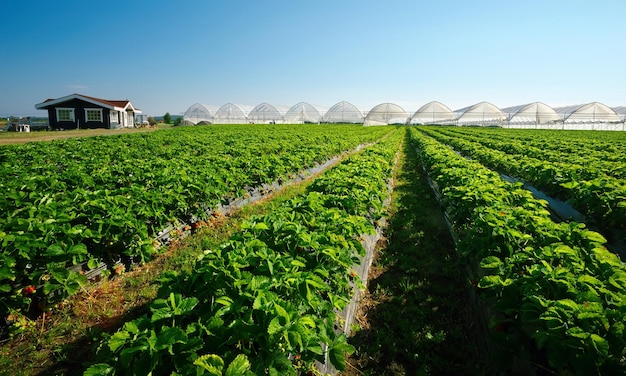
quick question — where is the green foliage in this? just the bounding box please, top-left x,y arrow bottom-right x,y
84,129 -> 401,375
163,112 -> 172,124
410,127 -> 626,375
0,125 -> 388,322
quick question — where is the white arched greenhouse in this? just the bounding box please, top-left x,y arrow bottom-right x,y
247,103 -> 289,124
212,103 -> 253,124
363,103 -> 409,126
502,102 -> 562,129
554,102 -> 623,130
409,101 -> 456,125
322,101 -> 364,124
455,101 -> 504,126
613,106 -> 626,123
283,102 -> 324,124
183,103 -> 217,124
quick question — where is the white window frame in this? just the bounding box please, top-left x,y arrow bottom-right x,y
56,107 -> 75,122
85,108 -> 103,122
110,110 -> 120,123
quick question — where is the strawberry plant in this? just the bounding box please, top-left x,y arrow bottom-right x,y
84,129 -> 401,375
410,128 -> 626,375
0,125 -> 389,328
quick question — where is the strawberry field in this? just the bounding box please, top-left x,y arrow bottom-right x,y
0,125 -> 625,375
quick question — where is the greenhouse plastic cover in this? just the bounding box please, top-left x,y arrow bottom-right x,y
455,101 -> 504,126
182,100 -> 626,129
322,101 -> 364,123
501,102 -> 562,127
363,103 -> 409,126
183,103 -> 219,124
408,101 -> 456,125
212,103 -> 254,124
283,102 -> 324,124
247,103 -> 290,124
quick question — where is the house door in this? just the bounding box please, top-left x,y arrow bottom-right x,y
126,112 -> 133,128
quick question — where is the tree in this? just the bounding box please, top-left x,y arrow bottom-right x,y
163,112 -> 172,124
147,116 -> 156,126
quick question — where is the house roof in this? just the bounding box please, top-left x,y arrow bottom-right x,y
35,93 -> 141,113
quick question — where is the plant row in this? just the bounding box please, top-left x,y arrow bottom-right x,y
0,125 -> 389,322
83,129 -> 401,375
409,128 -> 626,375
437,126 -> 626,181
419,127 -> 626,230
439,126 -> 626,165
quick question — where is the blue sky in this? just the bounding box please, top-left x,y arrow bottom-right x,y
2,0 -> 625,117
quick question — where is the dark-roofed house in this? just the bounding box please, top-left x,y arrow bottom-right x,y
35,93 -> 141,130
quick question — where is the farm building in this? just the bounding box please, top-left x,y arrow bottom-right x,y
35,94 -> 141,130
363,103 -> 408,126
322,101 -> 364,124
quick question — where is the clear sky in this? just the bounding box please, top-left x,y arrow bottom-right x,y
2,0 -> 625,117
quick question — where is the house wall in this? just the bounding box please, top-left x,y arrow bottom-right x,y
47,98 -> 111,130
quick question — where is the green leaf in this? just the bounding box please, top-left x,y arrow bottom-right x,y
268,317 -> 283,336
108,331 -> 131,352
253,222 -> 269,231
589,334 -> 609,357
215,296 -> 233,307
176,296 -> 199,315
87,258 -> 100,269
583,230 -> 607,244
297,316 -> 316,329
68,243 -> 88,255
224,354 -> 251,376
274,302 -> 290,322
155,326 -> 186,350
83,364 -> 116,376
479,256 -> 503,270
554,299 -> 578,312
193,354 -> 224,376
329,334 -> 354,371
0,264 -> 15,280
119,345 -> 149,368
478,275 -> 512,288
44,244 -> 65,257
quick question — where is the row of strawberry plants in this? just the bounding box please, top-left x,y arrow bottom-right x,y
83,129 -> 401,375
442,127 -> 626,164
433,127 -> 626,179
419,127 -> 626,230
0,125 -> 389,323
409,128 -> 626,375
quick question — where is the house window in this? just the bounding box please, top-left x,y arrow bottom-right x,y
56,108 -> 75,121
85,108 -> 103,122
110,110 -> 119,123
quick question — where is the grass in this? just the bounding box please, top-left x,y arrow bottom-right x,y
340,130 -> 490,375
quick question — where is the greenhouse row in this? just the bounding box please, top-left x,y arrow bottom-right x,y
183,101 -> 626,130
